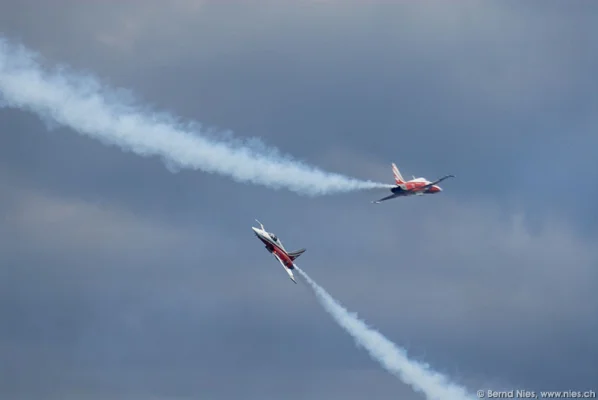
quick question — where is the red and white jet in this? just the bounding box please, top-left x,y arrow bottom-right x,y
372,163 -> 455,204
252,220 -> 306,284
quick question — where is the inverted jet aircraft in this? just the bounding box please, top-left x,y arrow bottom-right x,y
372,163 -> 455,204
252,220 -> 306,284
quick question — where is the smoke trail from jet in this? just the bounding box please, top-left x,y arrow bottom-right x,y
0,37 -> 391,196
295,267 -> 475,400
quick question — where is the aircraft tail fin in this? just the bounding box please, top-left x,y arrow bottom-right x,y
392,163 -> 405,184
288,248 -> 306,261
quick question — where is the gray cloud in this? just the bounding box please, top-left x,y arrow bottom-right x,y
1,1 -> 597,399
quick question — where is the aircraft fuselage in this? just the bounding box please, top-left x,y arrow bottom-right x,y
255,234 -> 294,269
391,182 -> 441,195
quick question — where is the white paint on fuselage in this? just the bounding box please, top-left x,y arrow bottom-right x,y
252,227 -> 287,252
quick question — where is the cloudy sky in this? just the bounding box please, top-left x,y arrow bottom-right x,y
1,1 -> 597,399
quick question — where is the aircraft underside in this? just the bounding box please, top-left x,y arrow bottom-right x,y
373,188 -> 428,203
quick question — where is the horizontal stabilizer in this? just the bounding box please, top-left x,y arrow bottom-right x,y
288,248 -> 306,260
420,174 -> 455,190
286,267 -> 297,284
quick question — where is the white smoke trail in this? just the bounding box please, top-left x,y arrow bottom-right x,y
296,267 -> 475,400
0,37 -> 392,196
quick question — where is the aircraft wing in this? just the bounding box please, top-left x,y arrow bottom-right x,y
273,252 -> 286,267
414,174 -> 455,192
372,193 -> 401,204
273,253 -> 297,283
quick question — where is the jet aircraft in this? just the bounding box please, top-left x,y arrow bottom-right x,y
372,163 -> 455,203
252,220 -> 306,284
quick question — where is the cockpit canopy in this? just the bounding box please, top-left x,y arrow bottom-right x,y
269,233 -> 278,242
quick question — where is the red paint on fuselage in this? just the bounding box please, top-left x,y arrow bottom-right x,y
405,181 -> 428,191
398,182 -> 442,194
257,235 -> 294,269
272,247 -> 294,268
